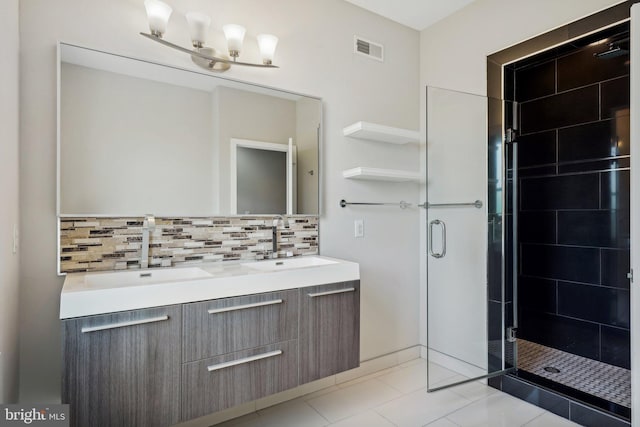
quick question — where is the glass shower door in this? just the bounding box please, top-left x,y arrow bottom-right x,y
426,86 -> 516,391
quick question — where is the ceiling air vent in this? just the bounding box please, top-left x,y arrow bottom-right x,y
354,36 -> 384,62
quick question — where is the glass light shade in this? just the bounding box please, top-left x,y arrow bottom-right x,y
186,12 -> 211,47
257,34 -> 278,65
144,0 -> 172,37
223,24 -> 246,56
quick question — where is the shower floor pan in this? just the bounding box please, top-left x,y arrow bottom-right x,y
517,339 -> 630,408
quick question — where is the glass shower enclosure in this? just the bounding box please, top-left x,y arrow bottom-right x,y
426,5 -> 637,424
425,86 -> 516,391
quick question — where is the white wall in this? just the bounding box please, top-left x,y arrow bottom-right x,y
19,0 -> 420,401
0,0 -> 20,404
418,0 -> 627,360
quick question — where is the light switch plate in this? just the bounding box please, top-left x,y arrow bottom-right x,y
354,219 -> 364,238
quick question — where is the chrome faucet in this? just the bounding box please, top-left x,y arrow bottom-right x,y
273,214 -> 290,228
272,215 -> 289,258
140,214 -> 156,269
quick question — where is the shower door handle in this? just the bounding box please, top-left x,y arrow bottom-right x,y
428,219 -> 446,258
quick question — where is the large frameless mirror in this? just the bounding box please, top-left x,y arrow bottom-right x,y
58,43 -> 321,217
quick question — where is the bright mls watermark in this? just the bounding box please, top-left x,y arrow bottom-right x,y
1,405 -> 68,426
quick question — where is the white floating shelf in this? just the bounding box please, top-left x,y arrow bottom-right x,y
342,167 -> 421,183
343,121 -> 420,145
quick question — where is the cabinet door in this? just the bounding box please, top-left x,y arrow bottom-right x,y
300,281 -> 360,384
181,340 -> 298,420
62,305 -> 181,427
183,290 -> 298,362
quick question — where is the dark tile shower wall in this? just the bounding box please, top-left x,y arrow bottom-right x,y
514,35 -> 631,369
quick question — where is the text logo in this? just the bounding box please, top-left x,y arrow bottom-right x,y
1,405 -> 69,427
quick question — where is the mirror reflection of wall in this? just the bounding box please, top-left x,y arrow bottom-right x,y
296,98 -> 320,215
58,43 -> 321,217
60,62 -> 214,215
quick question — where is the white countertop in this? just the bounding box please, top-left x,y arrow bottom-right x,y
60,256 -> 360,319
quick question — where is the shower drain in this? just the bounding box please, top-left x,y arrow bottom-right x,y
543,366 -> 561,373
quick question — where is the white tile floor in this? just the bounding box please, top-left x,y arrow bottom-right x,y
214,358 -> 581,427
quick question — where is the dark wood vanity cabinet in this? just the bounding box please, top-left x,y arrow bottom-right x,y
62,281 -> 360,426
62,305 -> 182,427
181,290 -> 300,420
182,290 -> 298,362
181,340 -> 299,420
300,281 -> 361,384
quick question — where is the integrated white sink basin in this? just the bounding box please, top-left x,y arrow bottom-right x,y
60,256 -> 359,319
242,256 -> 338,271
84,267 -> 212,288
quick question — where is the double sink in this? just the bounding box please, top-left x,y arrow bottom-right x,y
60,256 -> 359,319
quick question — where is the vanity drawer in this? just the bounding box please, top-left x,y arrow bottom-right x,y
182,289 -> 298,362
181,340 -> 298,420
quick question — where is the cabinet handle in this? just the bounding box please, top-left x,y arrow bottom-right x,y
207,350 -> 283,372
81,315 -> 169,333
207,299 -> 283,314
308,287 -> 356,298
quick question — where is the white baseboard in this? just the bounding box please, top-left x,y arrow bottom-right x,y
335,345 -> 421,384
421,345 -> 485,379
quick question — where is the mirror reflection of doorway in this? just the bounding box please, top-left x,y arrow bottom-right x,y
230,138 -> 296,215
238,146 -> 286,214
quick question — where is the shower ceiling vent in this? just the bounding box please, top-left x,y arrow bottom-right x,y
354,36 -> 384,62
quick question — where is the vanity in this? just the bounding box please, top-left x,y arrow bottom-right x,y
56,40 -> 343,427
60,257 -> 360,426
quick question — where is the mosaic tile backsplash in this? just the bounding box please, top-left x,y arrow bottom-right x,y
60,216 -> 319,274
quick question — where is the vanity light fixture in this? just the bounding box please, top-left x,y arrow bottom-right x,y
222,24 -> 246,59
144,0 -> 172,37
257,34 -> 279,65
140,0 -> 279,72
185,12 -> 211,48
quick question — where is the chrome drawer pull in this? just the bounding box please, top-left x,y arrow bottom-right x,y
308,287 -> 356,298
81,315 -> 169,333
207,350 -> 283,372
207,299 -> 283,314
